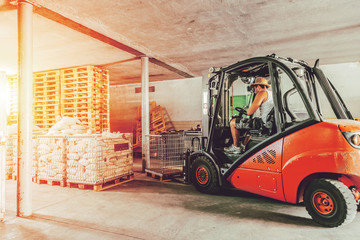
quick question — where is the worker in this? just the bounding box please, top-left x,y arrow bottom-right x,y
224,77 -> 273,154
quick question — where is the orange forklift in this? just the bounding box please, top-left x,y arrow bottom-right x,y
185,54 -> 360,227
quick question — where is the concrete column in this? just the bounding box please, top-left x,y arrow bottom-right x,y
0,144 -> 4,222
17,0 -> 33,217
0,72 -> 7,221
141,57 -> 150,171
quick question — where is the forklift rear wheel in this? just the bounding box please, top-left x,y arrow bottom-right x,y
304,178 -> 357,227
191,156 -> 220,194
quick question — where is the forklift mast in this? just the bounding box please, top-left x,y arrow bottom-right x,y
201,70 -> 210,145
201,68 -> 226,151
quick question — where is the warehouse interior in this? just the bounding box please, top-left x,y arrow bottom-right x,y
1,0 -> 360,239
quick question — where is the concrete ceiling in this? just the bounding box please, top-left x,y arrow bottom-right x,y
0,0 -> 359,85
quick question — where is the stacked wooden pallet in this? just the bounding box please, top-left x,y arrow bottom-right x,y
97,68 -> 110,132
33,70 -> 61,130
134,121 -> 142,148
7,75 -> 18,126
134,103 -> 167,148
5,135 -> 16,180
8,71 -> 62,130
7,65 -> 110,133
60,66 -> 109,133
150,106 -> 166,133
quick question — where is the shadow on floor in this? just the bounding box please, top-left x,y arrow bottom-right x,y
106,177 -> 318,228
24,213 -> 144,240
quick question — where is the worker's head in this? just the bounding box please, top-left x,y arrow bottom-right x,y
250,77 -> 270,92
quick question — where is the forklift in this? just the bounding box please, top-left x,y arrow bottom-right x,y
185,54 -> 360,227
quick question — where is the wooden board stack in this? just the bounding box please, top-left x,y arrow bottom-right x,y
33,70 -> 62,130
8,70 -> 62,130
7,75 -> 18,126
5,135 -> 16,180
60,66 -> 109,133
7,65 -> 110,133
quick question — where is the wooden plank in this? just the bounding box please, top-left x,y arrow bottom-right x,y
5,173 -> 12,180
94,175 -> 134,191
67,174 -> 134,191
145,169 -> 183,182
37,178 -> 66,187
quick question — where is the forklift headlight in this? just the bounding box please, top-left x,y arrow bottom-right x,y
343,132 -> 360,148
352,134 -> 360,146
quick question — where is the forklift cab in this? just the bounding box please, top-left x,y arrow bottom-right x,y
201,55 -> 349,166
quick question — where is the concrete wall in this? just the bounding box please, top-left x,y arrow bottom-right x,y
320,62 -> 360,118
110,62 -> 360,133
110,77 -> 202,133
110,84 -> 140,133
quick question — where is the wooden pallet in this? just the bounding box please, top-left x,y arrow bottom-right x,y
67,174 -> 134,191
145,169 -> 183,181
36,178 -> 66,187
5,173 -> 12,180
33,70 -> 60,79
11,175 -> 38,183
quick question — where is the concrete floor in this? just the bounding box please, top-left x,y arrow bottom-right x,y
1,159 -> 359,240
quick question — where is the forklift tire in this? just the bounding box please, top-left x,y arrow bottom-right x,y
190,156 -> 220,194
304,179 -> 357,227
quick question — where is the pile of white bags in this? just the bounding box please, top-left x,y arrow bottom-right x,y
66,134 -> 133,184
46,117 -> 92,135
36,137 -> 66,180
32,117 -> 133,184
5,125 -> 46,179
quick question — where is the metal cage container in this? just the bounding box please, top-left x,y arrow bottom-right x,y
66,134 -> 133,185
146,133 -> 185,174
35,136 -> 67,182
9,135 -> 39,180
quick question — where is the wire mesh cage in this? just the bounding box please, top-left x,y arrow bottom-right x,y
35,136 -> 67,182
146,133 -> 185,174
9,135 -> 39,180
66,134 -> 133,185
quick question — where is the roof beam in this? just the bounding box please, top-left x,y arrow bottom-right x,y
99,57 -> 139,68
33,6 -> 193,78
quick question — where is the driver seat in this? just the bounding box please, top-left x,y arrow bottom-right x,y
246,108 -> 276,150
263,108 -> 276,135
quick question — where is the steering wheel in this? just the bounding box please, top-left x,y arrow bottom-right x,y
234,107 -> 247,116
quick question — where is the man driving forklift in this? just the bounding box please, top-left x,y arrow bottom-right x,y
224,77 -> 273,154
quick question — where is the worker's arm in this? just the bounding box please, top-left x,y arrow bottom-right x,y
246,91 -> 267,116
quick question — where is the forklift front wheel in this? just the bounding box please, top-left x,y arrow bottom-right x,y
304,178 -> 357,227
191,156 -> 220,194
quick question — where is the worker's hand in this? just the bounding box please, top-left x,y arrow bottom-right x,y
235,107 -> 247,116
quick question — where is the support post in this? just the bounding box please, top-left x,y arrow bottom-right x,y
141,56 -> 150,172
17,0 -> 33,217
0,72 -> 7,221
